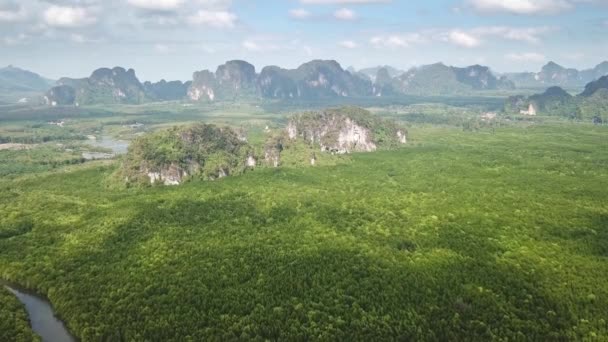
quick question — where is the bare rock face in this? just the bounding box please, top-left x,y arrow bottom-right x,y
257,60 -> 372,100
188,70 -> 217,101
216,60 -> 257,97
263,136 -> 283,167
44,85 -> 76,106
286,107 -> 406,154
120,123 -> 255,186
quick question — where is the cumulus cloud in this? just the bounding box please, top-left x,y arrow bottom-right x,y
154,43 -> 173,53
447,30 -> 480,47
334,8 -> 356,20
506,52 -> 546,62
339,40 -> 358,48
289,8 -> 311,19
471,26 -> 554,43
0,2 -> 27,22
370,33 -> 425,48
187,10 -> 236,28
43,5 -> 97,27
242,40 -> 260,51
2,33 -> 28,46
70,33 -> 101,43
467,0 -> 573,15
371,25 -> 553,49
127,0 -> 184,11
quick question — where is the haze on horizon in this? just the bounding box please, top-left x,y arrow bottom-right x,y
0,0 -> 607,82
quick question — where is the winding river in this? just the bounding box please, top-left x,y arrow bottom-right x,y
3,284 -> 75,342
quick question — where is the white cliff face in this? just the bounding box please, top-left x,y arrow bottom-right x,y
188,87 -> 215,101
264,151 -> 280,167
397,130 -> 407,144
287,122 -> 297,140
146,163 -> 189,186
336,119 -> 377,153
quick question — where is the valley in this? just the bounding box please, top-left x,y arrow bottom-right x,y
0,95 -> 607,340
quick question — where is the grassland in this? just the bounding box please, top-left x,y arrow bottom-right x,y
0,119 -> 606,340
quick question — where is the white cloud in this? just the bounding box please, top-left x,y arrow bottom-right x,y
506,52 -> 546,62
43,6 -> 97,28
467,0 -> 572,15
334,8 -> 357,20
0,5 -> 27,22
370,33 -> 424,48
127,0 -> 184,11
154,43 -> 173,53
242,40 -> 261,51
447,30 -> 480,47
187,10 -> 237,28
70,33 -> 100,44
301,0 -> 389,3
471,26 -> 554,43
289,8 -> 311,19
2,33 -> 27,46
339,40 -> 358,48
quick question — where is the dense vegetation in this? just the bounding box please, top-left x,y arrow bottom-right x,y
0,286 -> 40,341
119,123 -> 254,185
1,122 -> 607,340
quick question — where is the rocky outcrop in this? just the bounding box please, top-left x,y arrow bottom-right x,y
393,63 -> 514,95
286,107 -> 407,154
46,67 -> 147,105
257,60 -> 372,100
215,60 -> 257,98
373,67 -> 397,96
143,80 -> 190,101
120,124 -> 255,186
188,70 -> 217,101
188,61 -> 257,101
44,85 -> 76,106
505,61 -> 608,88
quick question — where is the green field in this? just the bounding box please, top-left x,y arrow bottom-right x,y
1,120 -> 607,340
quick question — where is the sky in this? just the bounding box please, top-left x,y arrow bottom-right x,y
0,0 -> 607,82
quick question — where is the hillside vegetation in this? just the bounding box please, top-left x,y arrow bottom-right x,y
1,123 -> 607,341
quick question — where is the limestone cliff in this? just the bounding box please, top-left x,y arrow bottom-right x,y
120,124 -> 256,186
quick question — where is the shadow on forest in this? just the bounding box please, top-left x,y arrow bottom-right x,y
25,191 -> 584,340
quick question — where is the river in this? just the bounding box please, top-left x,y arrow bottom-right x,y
83,135 -> 130,160
3,284 -> 75,342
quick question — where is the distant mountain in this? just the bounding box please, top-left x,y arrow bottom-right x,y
358,66 -> 404,82
0,65 -> 54,92
46,67 -> 190,105
580,75 -> 608,97
578,76 -> 608,121
505,61 -> 608,88
143,80 -> 191,101
46,67 -> 146,105
372,67 -> 398,96
257,60 -> 372,100
390,63 -> 514,95
188,60 -> 257,101
505,76 -> 608,121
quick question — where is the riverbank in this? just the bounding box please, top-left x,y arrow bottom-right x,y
0,284 -> 40,341
1,281 -> 75,342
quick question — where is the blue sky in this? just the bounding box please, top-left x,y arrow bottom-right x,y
0,0 -> 606,81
